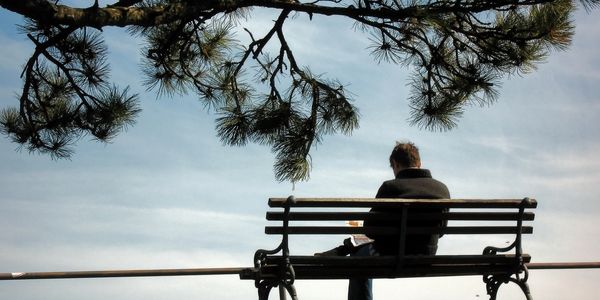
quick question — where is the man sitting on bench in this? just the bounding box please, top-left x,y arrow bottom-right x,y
315,141 -> 451,300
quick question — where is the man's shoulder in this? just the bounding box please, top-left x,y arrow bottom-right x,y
386,176 -> 448,188
380,175 -> 450,199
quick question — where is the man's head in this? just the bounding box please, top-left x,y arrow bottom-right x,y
389,141 -> 421,175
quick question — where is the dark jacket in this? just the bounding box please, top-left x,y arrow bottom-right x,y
365,168 -> 450,255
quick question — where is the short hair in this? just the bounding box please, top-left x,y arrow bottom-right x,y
389,141 -> 421,168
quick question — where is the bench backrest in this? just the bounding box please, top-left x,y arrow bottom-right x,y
264,197 -> 536,254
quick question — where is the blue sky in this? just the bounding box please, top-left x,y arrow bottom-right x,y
1,3 -> 600,300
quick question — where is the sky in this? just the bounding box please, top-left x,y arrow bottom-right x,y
0,2 -> 599,300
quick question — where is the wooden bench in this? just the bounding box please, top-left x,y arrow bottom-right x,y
240,196 -> 537,300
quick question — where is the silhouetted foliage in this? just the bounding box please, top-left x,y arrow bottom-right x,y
0,0 -> 597,181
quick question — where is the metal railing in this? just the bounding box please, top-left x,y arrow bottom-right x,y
0,262 -> 599,281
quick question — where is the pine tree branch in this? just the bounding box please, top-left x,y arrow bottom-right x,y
108,0 -> 144,8
0,0 -> 560,28
1,0 -> 596,182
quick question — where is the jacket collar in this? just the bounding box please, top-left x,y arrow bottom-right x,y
395,168 -> 432,179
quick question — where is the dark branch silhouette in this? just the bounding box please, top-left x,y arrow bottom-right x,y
0,0 -> 598,181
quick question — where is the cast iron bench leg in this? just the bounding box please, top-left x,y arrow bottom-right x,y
257,279 -> 298,300
484,266 -> 532,300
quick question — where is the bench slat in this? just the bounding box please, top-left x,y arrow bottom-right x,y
265,254 -> 531,266
266,211 -> 535,221
293,265 -> 522,279
265,226 -> 533,235
255,264 -> 526,280
269,198 -> 537,208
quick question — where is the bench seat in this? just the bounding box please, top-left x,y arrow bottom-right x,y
241,254 -> 531,279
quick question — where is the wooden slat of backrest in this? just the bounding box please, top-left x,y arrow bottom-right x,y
266,211 -> 535,221
268,198 -> 537,209
265,226 -> 533,235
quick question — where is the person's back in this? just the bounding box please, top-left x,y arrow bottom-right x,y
367,167 -> 450,255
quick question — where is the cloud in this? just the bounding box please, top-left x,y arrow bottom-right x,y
0,32 -> 28,108
0,33 -> 29,72
467,135 -> 529,156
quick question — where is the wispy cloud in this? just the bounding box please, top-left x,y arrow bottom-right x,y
0,33 -> 29,72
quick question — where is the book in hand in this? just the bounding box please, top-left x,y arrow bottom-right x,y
350,234 -> 374,247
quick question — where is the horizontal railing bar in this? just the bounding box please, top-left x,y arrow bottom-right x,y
0,267 -> 247,281
265,226 -> 533,235
266,211 -> 535,221
526,262 -> 600,270
268,198 -> 537,209
3,262 -> 597,281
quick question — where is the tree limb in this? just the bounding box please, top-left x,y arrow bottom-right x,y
0,0 -> 558,28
